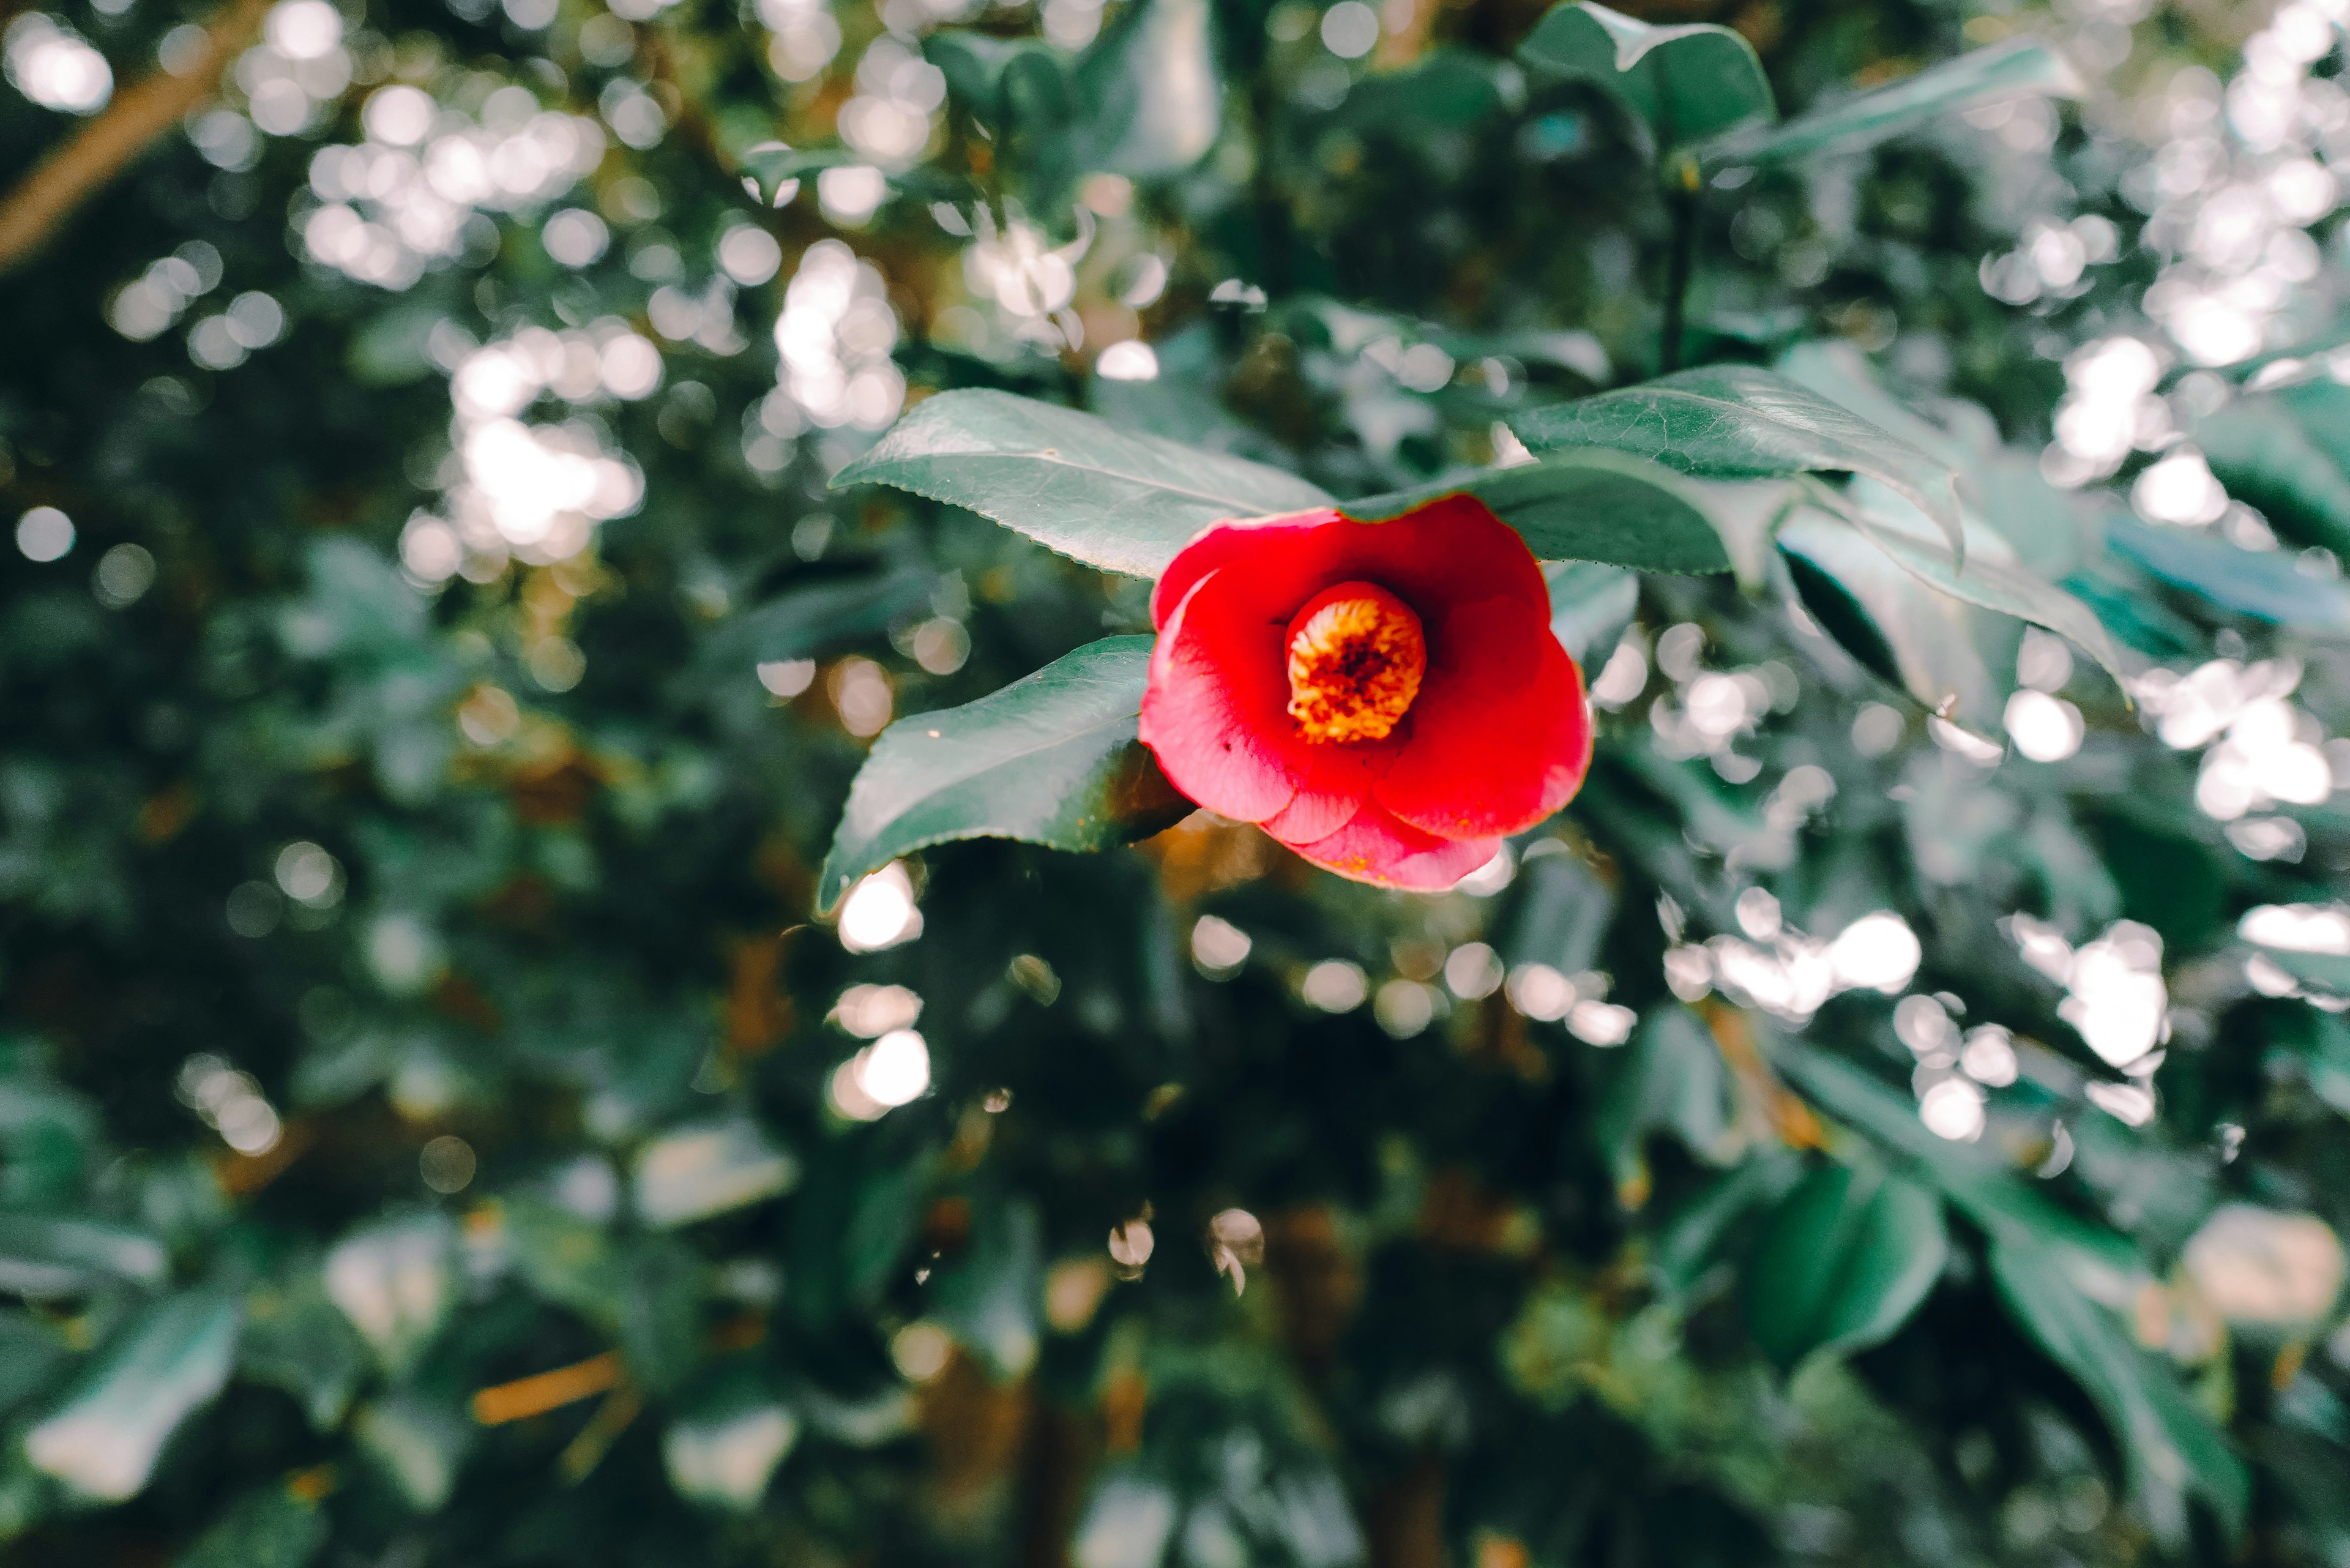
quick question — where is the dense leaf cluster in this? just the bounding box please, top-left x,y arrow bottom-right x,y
3,0 -> 2350,1564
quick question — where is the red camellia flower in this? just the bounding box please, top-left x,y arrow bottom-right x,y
1138,493 -> 1594,889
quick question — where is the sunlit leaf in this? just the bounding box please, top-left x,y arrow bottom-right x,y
354,1395 -> 474,1512
1512,365 -> 1967,562
2103,515 -> 2350,632
1071,0 -> 1220,177
2189,400 -> 2350,557
1835,483 -> 2132,685
1705,39 -> 2083,166
833,391 -> 1334,578
737,142 -> 862,207
819,636 -> 1190,913
26,1291 -> 241,1502
1517,0 -> 1774,153
0,1214 -> 168,1298
1542,561 -> 1639,667
1777,509 -> 2010,731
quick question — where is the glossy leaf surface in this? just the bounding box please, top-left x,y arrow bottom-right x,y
1511,365 -> 1967,561
833,390 -> 1334,578
1705,39 -> 2083,166
1517,1 -> 1774,151
819,637 -> 1190,911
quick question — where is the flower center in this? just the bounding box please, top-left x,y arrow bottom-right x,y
1284,581 -> 1427,744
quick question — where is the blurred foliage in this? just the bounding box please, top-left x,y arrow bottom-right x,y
5,0 -> 2350,1564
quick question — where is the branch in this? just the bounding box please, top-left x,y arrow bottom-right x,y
0,0 -> 272,277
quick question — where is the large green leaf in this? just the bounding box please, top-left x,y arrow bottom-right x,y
1350,451 -> 1732,574
833,391 -> 1334,578
1511,365 -> 1967,562
1517,1 -> 1774,152
819,636 -> 1191,913
1745,1163 -> 1947,1368
1835,483 -> 2131,685
2103,517 -> 2350,633
1991,1236 -> 2248,1544
1704,39 -> 2082,166
26,1290 -> 242,1501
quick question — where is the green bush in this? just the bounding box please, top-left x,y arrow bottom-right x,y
3,0 -> 2350,1563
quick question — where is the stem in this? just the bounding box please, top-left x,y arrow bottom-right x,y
1660,179 -> 1699,374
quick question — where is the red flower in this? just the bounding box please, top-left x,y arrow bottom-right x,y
1138,494 -> 1594,889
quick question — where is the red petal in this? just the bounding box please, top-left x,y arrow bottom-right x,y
1288,802 -> 1499,890
1138,570 -> 1299,823
1151,494 -> 1549,632
1376,595 -> 1592,839
1259,736 -> 1398,845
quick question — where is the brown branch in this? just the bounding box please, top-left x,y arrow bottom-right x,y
471,1351 -> 624,1425
0,0 -> 272,277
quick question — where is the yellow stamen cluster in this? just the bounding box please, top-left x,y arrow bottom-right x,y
1285,583 -> 1427,744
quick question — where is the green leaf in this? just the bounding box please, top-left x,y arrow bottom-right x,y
0,1310 -> 70,1415
174,1485 -> 326,1568
353,1395 -> 474,1512
1776,1045 -> 2146,1300
1744,1164 -> 1947,1369
703,566 -> 939,673
665,1397 -> 801,1510
1594,1006 -> 1734,1202
2188,401 -> 2350,558
1545,561 -> 1639,668
0,1214 -> 168,1298
1349,451 -> 1732,574
1704,39 -> 2082,167
1834,482 -> 2131,685
26,1290 -> 242,1501
1497,846 -> 1616,978
1070,0 -> 1220,178
322,1213 -> 454,1377
1511,365 -> 1967,564
925,31 -> 1073,131
1990,1235 -> 2247,1544
737,142 -> 860,207
819,636 -> 1191,913
833,390 -> 1334,578
1777,509 -> 2009,731
2103,516 -> 2350,632
2258,947 -> 2350,998
928,1195 -> 1043,1381
1517,1 -> 1774,153
1651,1155 -> 1800,1301
237,1277 -> 370,1432
632,1119 -> 801,1228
